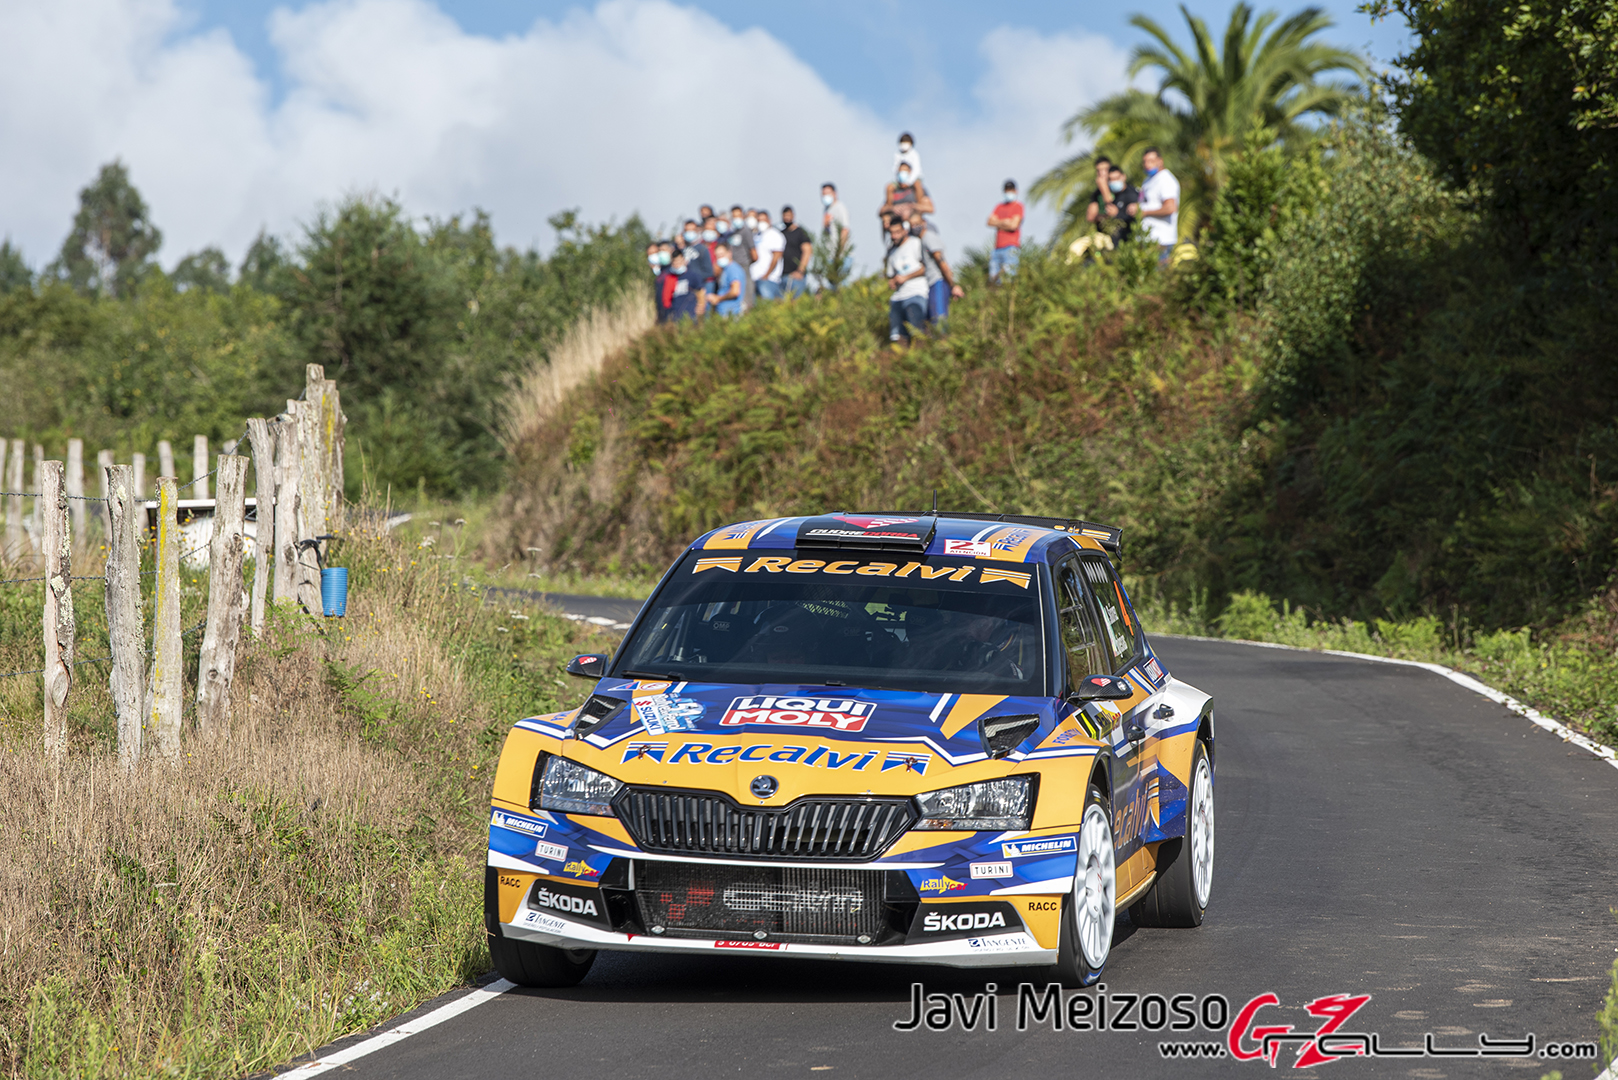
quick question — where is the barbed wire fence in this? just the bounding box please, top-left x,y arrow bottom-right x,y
2,364 -> 345,767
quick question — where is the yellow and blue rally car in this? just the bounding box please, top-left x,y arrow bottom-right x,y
485,512 -> 1215,987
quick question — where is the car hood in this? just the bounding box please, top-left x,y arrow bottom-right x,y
531,678 -> 1071,804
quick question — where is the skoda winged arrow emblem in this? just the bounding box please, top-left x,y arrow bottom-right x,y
750,775 -> 779,798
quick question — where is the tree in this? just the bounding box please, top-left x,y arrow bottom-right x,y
171,247 -> 232,294
238,230 -> 288,292
0,240 -> 31,295
50,161 -> 163,296
1365,0 -> 1618,263
1032,4 -> 1365,244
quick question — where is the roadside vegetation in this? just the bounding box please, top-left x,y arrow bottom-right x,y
0,526 -> 601,1077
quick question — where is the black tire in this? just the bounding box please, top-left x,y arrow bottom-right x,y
484,868 -> 596,988
487,930 -> 596,988
1049,785 -> 1116,988
1130,740 -> 1214,928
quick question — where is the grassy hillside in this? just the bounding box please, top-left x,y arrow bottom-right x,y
499,122 -> 1618,747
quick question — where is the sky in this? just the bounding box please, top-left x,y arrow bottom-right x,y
0,0 -> 1412,273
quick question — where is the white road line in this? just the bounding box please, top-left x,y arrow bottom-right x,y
1161,634 -> 1618,773
277,979 -> 515,1076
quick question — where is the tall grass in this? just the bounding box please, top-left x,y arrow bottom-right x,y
0,523 -> 601,1077
500,287 -> 655,454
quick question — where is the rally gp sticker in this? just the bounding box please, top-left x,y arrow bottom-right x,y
720,696 -> 874,732
1001,836 -> 1078,859
918,875 -> 966,894
943,539 -> 992,558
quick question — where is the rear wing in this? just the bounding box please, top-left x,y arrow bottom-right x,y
947,513 -> 1122,554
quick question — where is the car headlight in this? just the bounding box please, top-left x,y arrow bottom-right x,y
913,777 -> 1033,831
537,756 -> 623,816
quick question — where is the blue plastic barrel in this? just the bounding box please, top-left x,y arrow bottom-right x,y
321,567 -> 349,617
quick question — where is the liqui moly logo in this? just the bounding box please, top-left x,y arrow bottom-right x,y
720,696 -> 875,732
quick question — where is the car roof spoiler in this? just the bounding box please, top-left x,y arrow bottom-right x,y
946,513 -> 1123,554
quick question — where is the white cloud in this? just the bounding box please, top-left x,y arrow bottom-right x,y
0,0 -> 1129,272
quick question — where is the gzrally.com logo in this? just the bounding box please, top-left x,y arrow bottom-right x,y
893,984 -> 1602,1067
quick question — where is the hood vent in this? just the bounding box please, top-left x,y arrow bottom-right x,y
796,513 -> 936,551
574,694 -> 627,736
979,713 -> 1040,758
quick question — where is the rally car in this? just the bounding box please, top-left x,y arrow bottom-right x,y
484,512 -> 1215,987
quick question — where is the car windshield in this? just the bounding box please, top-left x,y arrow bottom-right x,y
613,550 -> 1047,695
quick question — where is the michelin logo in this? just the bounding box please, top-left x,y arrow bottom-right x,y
531,887 -> 599,918
1001,835 -> 1077,859
492,810 -> 548,838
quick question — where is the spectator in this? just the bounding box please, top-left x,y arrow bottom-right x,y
884,218 -> 929,345
986,179 -> 1023,283
779,205 -> 813,298
1137,147 -> 1180,264
894,132 -> 922,180
821,182 -> 851,249
751,208 -> 786,300
729,204 -> 757,308
701,216 -> 723,298
907,209 -> 963,333
698,203 -> 716,226
881,162 -> 934,236
712,242 -> 746,318
1071,160 -> 1141,261
681,219 -> 715,293
648,241 -> 668,322
665,248 -> 705,322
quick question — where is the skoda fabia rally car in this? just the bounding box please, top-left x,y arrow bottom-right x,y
484,512 -> 1215,987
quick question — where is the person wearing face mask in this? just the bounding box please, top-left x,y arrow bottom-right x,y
820,182 -> 851,249
728,204 -> 757,309
750,208 -> 786,301
779,205 -> 813,298
884,217 -> 929,345
712,242 -> 746,318
665,249 -> 706,322
648,242 -> 669,323
1083,158 -> 1141,244
1137,147 -> 1181,265
680,218 -> 716,295
881,161 -> 934,238
893,132 -> 922,182
986,179 -> 1024,283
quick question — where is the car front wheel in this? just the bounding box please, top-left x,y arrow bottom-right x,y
1050,785 -> 1116,987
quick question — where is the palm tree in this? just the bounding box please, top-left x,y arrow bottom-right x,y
1033,3 -> 1366,246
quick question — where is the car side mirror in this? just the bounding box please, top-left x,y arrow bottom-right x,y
1068,674 -> 1134,702
565,654 -> 608,679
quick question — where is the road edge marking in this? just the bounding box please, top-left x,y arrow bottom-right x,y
276,979 -> 516,1076
1159,633 -> 1618,774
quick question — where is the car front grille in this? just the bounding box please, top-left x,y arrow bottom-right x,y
634,861 -> 887,944
614,788 -> 915,861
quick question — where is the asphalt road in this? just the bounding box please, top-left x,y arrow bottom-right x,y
283,637 -> 1618,1079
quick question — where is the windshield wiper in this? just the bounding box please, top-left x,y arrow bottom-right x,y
619,669 -> 674,681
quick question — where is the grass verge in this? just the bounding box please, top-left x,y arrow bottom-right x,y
0,520 -> 603,1077
1134,586 -> 1618,750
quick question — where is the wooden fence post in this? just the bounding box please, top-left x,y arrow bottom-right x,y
41,461 -> 74,758
132,452 -> 146,499
105,464 -> 144,767
146,476 -> 182,760
96,449 -> 114,534
196,455 -> 247,739
272,408 -> 301,606
245,418 -> 275,635
158,440 -> 175,479
30,445 -> 42,552
4,439 -> 19,560
66,439 -> 85,545
192,435 -> 209,500
321,374 -> 344,526
300,369 -> 328,542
